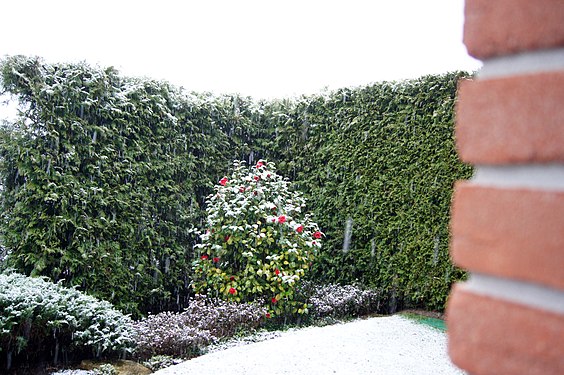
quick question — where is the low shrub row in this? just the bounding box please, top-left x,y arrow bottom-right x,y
1,272 -> 382,372
301,281 -> 381,320
133,296 -> 265,358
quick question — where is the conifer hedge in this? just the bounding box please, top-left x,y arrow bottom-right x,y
260,73 -> 473,311
0,55 -> 471,313
0,56 -> 257,315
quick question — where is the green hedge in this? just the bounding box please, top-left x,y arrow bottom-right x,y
258,74 -> 473,310
0,55 -> 471,313
0,56 -> 257,315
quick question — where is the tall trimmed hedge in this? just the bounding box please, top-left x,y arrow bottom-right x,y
0,55 -> 471,313
259,73 -> 473,310
0,56 -> 260,315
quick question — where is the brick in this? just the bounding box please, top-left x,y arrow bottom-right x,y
455,72 -> 564,164
464,0 -> 564,59
447,285 -> 564,375
450,182 -> 564,290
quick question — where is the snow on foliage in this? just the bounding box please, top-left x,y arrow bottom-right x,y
192,160 -> 323,317
0,272 -> 135,370
133,295 -> 265,358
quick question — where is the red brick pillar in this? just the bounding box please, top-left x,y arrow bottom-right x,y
447,1 -> 564,374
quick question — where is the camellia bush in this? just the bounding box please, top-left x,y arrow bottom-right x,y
192,160 -> 323,317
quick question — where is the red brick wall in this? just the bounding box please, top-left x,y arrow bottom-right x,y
447,1 -> 564,374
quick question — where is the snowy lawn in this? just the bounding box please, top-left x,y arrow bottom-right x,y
153,315 -> 464,375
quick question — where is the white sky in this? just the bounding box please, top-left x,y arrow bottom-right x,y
1,0 -> 480,103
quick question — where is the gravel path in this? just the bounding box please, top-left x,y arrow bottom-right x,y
154,315 -> 465,375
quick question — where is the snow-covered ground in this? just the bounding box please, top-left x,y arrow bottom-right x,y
154,315 -> 465,375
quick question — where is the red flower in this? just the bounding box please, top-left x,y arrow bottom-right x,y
219,177 -> 228,186
271,218 -> 276,223
271,297 -> 277,304
213,257 -> 220,263
277,215 -> 286,224
239,186 -> 245,193
275,269 -> 280,275
267,174 -> 271,178
312,241 -> 317,245
229,287 -> 237,295
313,231 -> 322,239
230,276 -> 235,281
254,175 -> 260,181
200,254 -> 209,260
296,225 -> 304,233
224,235 -> 230,242
256,161 -> 264,168
266,312 -> 271,319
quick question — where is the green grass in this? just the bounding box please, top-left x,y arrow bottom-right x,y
399,312 -> 447,332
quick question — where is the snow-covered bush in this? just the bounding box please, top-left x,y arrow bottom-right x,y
93,364 -> 117,375
143,355 -> 183,372
133,312 -> 212,358
301,281 -> 381,320
192,160 -> 323,317
133,296 -> 265,358
0,272 -> 135,370
0,245 -> 7,265
181,295 -> 266,338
